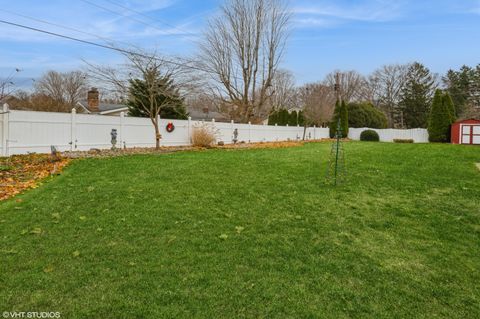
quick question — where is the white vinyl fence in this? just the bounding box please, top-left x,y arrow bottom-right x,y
0,104 -> 430,156
348,127 -> 429,143
0,104 -> 329,156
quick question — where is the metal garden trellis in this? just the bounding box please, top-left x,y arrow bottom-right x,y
325,119 -> 346,186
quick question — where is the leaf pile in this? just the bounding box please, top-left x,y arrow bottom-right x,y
0,154 -> 70,201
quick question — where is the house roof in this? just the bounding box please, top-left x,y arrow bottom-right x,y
77,100 -> 128,115
188,109 -> 230,122
453,118 -> 480,124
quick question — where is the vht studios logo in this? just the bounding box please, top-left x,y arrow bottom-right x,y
2,312 -> 61,318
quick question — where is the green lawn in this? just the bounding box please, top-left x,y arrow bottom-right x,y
1,142 -> 479,318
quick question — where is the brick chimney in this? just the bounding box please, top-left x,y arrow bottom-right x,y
87,88 -> 99,113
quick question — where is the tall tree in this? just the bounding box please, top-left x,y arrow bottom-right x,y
200,0 -> 290,123
428,89 -> 451,143
86,49 -> 189,149
127,74 -> 187,120
442,92 -> 456,123
324,70 -> 365,103
269,69 -> 295,110
299,83 -> 336,127
443,64 -> 480,118
367,64 -> 409,128
34,70 -> 87,111
398,62 -> 436,128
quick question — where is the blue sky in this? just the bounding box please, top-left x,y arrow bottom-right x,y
1,0 -> 479,88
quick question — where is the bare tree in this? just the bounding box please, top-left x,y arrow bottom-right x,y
324,70 -> 365,103
269,69 -> 295,110
64,71 -> 89,108
296,83 -> 336,139
367,64 -> 409,127
0,68 -> 22,103
199,0 -> 290,123
34,70 -> 87,111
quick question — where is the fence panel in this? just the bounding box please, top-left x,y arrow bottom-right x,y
348,127 -> 429,143
8,110 -> 72,154
0,106 -> 431,155
0,105 -> 5,156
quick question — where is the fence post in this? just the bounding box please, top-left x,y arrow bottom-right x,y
275,123 -> 278,141
2,103 -> 9,156
313,125 -> 316,140
120,111 -> 125,148
248,121 -> 251,143
187,116 -> 192,145
70,108 -> 76,151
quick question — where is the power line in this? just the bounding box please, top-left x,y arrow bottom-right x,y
78,0 -> 196,39
0,8 -> 138,49
102,0 -> 199,39
0,18 -> 209,74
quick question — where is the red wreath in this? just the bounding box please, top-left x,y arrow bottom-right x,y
166,122 -> 175,133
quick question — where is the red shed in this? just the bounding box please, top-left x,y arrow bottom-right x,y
451,119 -> 480,145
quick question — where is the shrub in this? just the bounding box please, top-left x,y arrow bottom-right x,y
288,110 -> 298,126
191,123 -> 218,147
393,139 -> 414,143
360,129 -> 380,142
348,102 -> 388,129
267,110 -> 278,125
297,111 -> 305,126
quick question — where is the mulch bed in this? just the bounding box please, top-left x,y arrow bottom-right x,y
1,140 -> 331,201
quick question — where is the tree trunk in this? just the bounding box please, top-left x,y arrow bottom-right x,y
153,118 -> 161,150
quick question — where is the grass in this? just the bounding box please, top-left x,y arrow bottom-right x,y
1,142 -> 479,318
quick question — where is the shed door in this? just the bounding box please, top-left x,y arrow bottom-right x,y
461,125 -> 480,145
473,125 -> 480,144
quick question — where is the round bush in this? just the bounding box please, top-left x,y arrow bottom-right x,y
360,129 -> 380,142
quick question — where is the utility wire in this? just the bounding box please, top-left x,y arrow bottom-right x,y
78,0 -> 195,39
0,19 -> 210,74
102,0 -> 199,39
0,8 -> 137,49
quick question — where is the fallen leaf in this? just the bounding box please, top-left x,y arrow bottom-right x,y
30,227 -> 42,235
219,234 -> 229,240
72,251 -> 80,257
235,226 -> 245,234
43,265 -> 54,273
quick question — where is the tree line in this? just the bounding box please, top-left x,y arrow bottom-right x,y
2,0 -> 479,148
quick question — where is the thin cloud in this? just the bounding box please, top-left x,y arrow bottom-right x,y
293,0 -> 406,28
